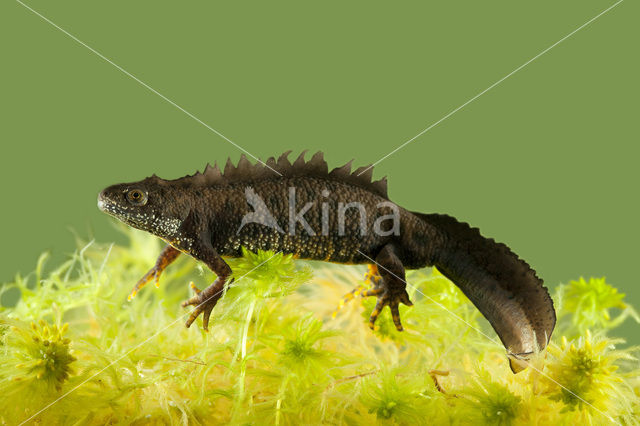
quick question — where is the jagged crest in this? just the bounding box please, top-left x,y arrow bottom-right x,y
163,151 -> 388,199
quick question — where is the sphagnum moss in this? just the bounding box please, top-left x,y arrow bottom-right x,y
0,226 -> 639,425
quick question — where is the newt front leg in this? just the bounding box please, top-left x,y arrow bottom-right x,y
128,244 -> 181,300
180,244 -> 232,331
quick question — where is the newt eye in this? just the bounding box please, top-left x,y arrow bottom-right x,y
127,189 -> 148,206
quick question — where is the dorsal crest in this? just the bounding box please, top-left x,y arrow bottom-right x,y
167,151 -> 388,199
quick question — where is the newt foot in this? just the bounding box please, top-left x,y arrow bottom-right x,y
367,288 -> 413,331
429,370 -> 450,394
332,264 -> 384,318
128,244 -> 180,301
128,267 -> 161,301
331,285 -> 366,319
333,264 -> 413,331
181,278 -> 231,331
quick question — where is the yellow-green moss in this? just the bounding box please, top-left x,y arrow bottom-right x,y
1,227 -> 638,425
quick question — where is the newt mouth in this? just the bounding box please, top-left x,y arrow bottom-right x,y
97,190 -> 130,219
97,191 -> 115,215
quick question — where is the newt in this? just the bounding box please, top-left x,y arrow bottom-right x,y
98,151 -> 555,372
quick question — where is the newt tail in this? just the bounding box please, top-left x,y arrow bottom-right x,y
98,151 -> 555,373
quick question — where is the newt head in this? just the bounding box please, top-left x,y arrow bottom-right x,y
98,176 -> 190,240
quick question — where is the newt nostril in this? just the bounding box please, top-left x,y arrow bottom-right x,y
97,190 -> 109,211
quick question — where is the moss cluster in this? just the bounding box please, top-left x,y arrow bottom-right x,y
1,227 -> 639,424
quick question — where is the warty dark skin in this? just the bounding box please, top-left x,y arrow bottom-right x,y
98,151 -> 556,373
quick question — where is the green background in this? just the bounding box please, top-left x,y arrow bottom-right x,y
2,1 -> 638,344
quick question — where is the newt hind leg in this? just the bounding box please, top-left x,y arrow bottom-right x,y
334,245 -> 413,331
332,264 -> 383,318
364,264 -> 382,286
366,244 -> 413,331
